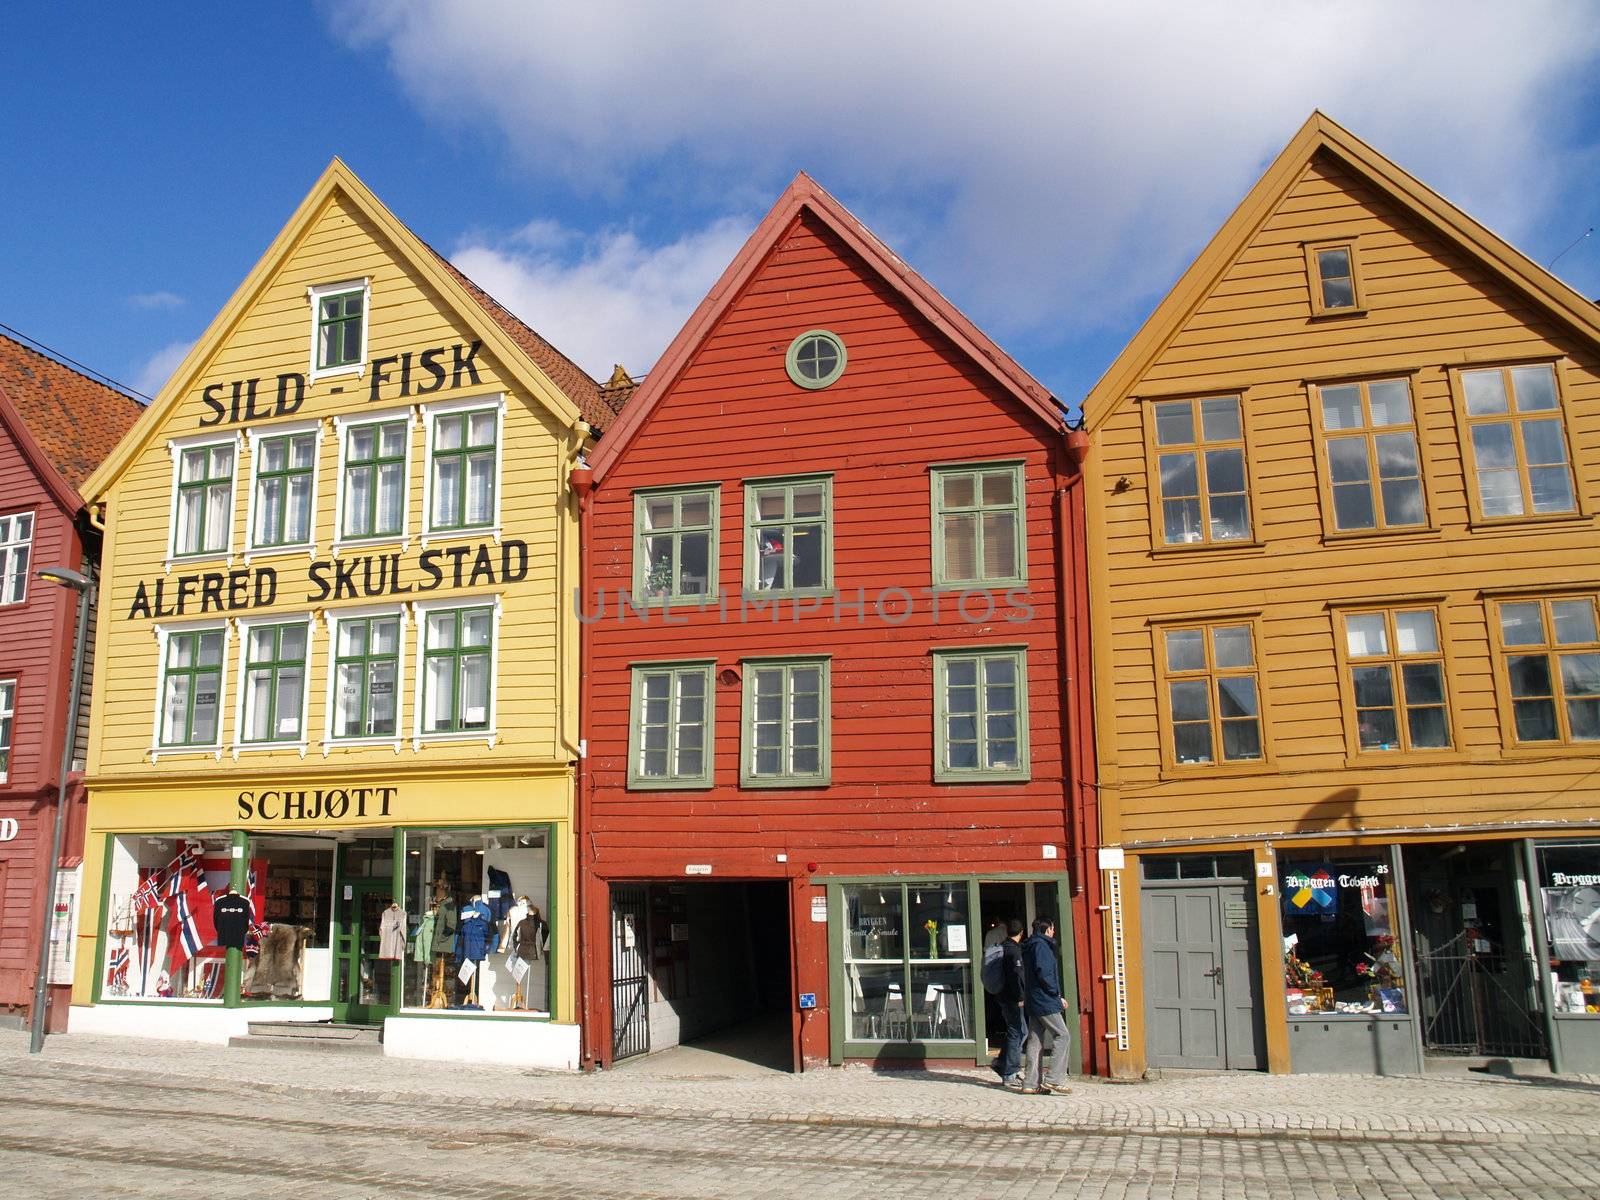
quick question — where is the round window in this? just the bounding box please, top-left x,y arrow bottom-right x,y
785,330 -> 847,390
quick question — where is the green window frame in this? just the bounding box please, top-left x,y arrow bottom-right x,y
740,656 -> 830,788
744,475 -> 832,597
930,461 -> 1026,589
172,441 -> 235,558
240,621 -> 310,744
251,431 -> 316,549
419,605 -> 494,734
627,661 -> 715,789
0,679 -> 15,781
785,330 -> 847,390
633,485 -> 719,603
316,287 -> 365,371
428,408 -> 498,532
341,419 -> 408,541
933,647 -> 1030,782
332,614 -> 402,740
158,628 -> 226,748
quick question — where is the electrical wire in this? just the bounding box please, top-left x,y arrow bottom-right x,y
0,321 -> 155,404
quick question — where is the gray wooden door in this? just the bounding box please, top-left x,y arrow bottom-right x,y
1142,881 -> 1263,1069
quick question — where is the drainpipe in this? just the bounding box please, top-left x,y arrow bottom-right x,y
568,458 -> 596,1070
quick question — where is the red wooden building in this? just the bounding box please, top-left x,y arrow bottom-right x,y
574,176 -> 1102,1072
0,334 -> 141,1030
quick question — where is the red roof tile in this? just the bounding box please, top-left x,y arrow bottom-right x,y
0,333 -> 144,494
426,248 -> 612,433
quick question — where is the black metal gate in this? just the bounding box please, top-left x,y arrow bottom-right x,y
1417,933 -> 1546,1058
610,884 -> 650,1061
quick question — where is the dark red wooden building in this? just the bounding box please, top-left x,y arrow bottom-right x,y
574,177 -> 1102,1072
0,334 -> 141,1030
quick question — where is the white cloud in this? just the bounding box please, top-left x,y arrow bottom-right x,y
328,1 -> 1600,361
450,218 -> 752,379
132,338 -> 195,398
127,290 -> 184,311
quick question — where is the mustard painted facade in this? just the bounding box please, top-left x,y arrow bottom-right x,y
70,162 -> 597,1066
1085,115 -> 1600,1078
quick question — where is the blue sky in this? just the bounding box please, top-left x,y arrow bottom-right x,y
5,3 -> 1600,410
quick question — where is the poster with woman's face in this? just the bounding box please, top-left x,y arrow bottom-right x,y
1542,883 -> 1600,962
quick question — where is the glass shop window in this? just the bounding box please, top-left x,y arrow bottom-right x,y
841,881 -> 974,1044
243,837 -> 334,1002
1280,853 -> 1406,1016
100,834 -> 236,1002
1535,842 -> 1600,1015
401,827 -> 550,1015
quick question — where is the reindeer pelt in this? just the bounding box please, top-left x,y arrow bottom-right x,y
241,925 -> 310,998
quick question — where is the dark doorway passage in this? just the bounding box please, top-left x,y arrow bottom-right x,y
611,879 -> 794,1071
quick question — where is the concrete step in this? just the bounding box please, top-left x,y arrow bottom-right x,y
244,1020 -> 382,1043
229,1033 -> 383,1055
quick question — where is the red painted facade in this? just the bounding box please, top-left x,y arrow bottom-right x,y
576,178 -> 1102,1071
0,335 -> 140,1029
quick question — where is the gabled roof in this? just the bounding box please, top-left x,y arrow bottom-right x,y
1083,111 -> 1600,433
0,332 -> 143,507
84,159 -> 602,500
589,172 -> 1062,483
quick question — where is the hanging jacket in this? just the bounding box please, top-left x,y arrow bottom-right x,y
486,866 -> 513,924
433,897 -> 459,956
378,905 -> 407,960
456,898 -> 494,962
414,909 -> 437,962
511,911 -> 548,963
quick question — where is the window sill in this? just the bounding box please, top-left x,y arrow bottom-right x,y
1308,307 -> 1368,321
1467,511 -> 1594,534
1149,538 -> 1265,556
740,775 -> 832,790
1341,749 -> 1468,770
232,741 -> 310,759
332,536 -> 410,556
165,552 -> 232,572
412,730 -> 498,750
930,578 -> 1028,594
245,543 -> 316,563
323,737 -> 404,756
740,588 -> 838,602
310,363 -> 364,385
1497,742 -> 1600,761
933,770 -> 1032,785
1319,525 -> 1441,545
633,592 -> 722,608
151,745 -> 224,763
626,778 -> 714,792
420,526 -> 500,547
1157,760 -> 1275,782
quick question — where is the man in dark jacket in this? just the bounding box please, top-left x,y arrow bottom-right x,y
1020,916 -> 1072,1094
992,918 -> 1027,1087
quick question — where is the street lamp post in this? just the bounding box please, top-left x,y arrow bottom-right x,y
29,565 -> 94,1054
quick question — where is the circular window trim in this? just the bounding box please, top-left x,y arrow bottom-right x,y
784,330 -> 847,391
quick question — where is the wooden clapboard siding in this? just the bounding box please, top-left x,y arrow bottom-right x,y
1089,131 -> 1600,850
587,209 -> 1072,869
89,184 -> 579,780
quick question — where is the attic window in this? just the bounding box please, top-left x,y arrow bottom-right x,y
1305,241 -> 1363,316
310,279 -> 369,379
785,330 -> 847,390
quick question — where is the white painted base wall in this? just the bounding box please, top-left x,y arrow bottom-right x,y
68,1003 -> 336,1043
382,1016 -> 579,1069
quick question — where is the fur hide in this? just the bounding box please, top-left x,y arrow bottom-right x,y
241,924 -> 309,998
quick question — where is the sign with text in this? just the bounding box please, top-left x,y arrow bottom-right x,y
237,786 -> 397,822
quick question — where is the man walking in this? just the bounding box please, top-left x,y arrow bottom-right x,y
1020,916 -> 1072,1095
992,917 -> 1027,1088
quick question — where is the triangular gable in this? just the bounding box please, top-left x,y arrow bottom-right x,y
84,159 -> 595,501
0,384 -> 86,515
590,173 -> 1062,483
1083,110 -> 1600,433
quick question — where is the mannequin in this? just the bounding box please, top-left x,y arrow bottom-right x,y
455,893 -> 493,1007
377,901 -> 407,961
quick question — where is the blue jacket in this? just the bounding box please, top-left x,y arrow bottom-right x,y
456,899 -> 494,962
1021,933 -> 1063,1020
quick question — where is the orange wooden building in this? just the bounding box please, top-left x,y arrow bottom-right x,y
1085,113 -> 1600,1077
574,175 -> 1102,1072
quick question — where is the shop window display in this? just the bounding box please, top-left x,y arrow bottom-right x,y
101,834 -> 259,1001
1280,853 -> 1406,1016
402,827 -> 550,1014
243,837 -> 334,1002
1536,842 -> 1600,1014
842,881 -> 973,1043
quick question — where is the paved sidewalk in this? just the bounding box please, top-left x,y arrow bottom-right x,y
4,1029 -> 1599,1143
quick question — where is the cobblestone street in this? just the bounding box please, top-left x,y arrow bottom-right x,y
2,1031 -> 1598,1197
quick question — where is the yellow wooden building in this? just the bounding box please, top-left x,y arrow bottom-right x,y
1085,114 -> 1600,1077
69,161 -> 615,1065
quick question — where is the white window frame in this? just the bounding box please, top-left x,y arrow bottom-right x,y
411,595 -> 502,749
419,394 -> 506,546
150,621 -> 231,761
231,613 -> 314,758
332,407 -> 417,555
243,419 -> 324,561
0,511 -> 34,606
307,278 -> 370,384
323,603 -> 409,755
165,431 -> 242,569
0,678 -> 15,782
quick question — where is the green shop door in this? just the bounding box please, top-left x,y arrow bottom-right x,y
334,879 -> 398,1024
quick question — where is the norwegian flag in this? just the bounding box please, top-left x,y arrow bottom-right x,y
164,854 -> 217,969
106,944 -> 130,993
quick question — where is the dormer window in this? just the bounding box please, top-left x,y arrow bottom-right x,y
310,280 -> 369,378
1305,241 -> 1363,316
